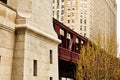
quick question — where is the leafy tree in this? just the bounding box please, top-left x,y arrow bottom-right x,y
76,36 -> 120,80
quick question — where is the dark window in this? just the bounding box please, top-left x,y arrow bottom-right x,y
61,16 -> 64,21
68,20 -> 70,23
53,6 -> 55,9
0,56 -> 1,63
50,50 -> 53,64
72,8 -> 75,10
50,77 -> 53,80
0,0 -> 7,4
61,10 -> 64,15
68,14 -> 70,17
80,26 -> 82,30
61,5 -> 64,8
68,9 -> 70,11
53,11 -> 54,16
57,10 -> 59,19
84,20 -> 86,24
33,60 -> 37,76
80,19 -> 82,23
53,0 -> 55,3
84,33 -> 86,36
57,0 -> 59,8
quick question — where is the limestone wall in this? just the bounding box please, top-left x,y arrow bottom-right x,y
11,28 -> 60,80
10,0 -> 60,80
0,2 -> 16,80
8,0 -> 57,38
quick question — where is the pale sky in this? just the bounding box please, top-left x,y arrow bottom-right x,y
117,0 -> 120,56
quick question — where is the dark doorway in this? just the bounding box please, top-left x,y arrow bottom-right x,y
59,60 -> 76,80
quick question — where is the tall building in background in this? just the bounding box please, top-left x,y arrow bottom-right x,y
90,0 -> 117,41
53,0 -> 91,38
53,0 -> 117,41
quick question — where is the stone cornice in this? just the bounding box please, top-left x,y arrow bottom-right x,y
16,24 -> 61,44
0,23 -> 15,32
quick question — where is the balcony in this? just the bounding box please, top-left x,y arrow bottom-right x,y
58,46 -> 79,62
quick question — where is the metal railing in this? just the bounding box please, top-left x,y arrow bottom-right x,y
58,46 -> 79,62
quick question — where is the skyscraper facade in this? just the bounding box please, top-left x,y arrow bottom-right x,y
90,0 -> 117,40
53,0 -> 117,41
53,0 -> 94,38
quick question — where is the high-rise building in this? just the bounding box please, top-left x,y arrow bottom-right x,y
53,0 -> 117,40
53,0 -> 85,36
90,0 -> 117,40
53,0 -> 93,38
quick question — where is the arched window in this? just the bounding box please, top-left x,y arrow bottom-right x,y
0,0 -> 7,4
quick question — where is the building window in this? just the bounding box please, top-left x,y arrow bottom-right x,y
80,13 -> 83,17
68,8 -> 70,11
68,14 -> 70,17
80,26 -> 82,30
61,5 -> 64,8
33,60 -> 37,76
84,20 -> 86,24
68,20 -> 70,23
53,0 -> 55,3
62,0 -> 64,2
80,19 -> 82,23
60,28 -> 64,36
53,6 -> 55,9
84,33 -> 86,37
67,33 -> 71,39
72,8 -> 75,10
53,11 -> 54,16
57,0 -> 59,8
0,56 -> 1,63
50,50 -> 53,64
0,0 -> 7,4
50,77 -> 53,80
57,10 -> 59,19
72,19 -> 74,23
61,10 -> 64,15
61,16 -> 64,21
84,26 -> 86,31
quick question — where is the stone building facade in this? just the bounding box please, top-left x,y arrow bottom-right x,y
0,0 -> 60,80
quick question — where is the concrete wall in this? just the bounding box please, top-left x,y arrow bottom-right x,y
0,2 -> 16,80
